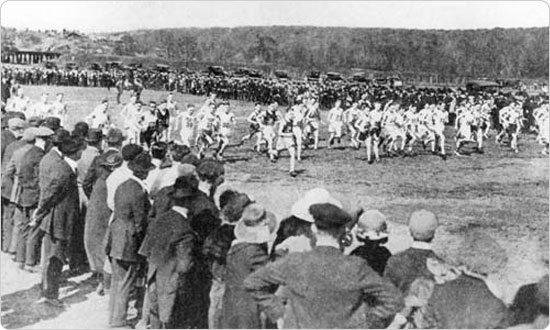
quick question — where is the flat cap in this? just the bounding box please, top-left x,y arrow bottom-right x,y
309,203 -> 352,230
408,209 -> 438,241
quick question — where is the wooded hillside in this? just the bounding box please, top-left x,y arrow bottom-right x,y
2,26 -> 548,79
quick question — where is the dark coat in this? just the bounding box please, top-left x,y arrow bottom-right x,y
1,139 -> 25,199
17,145 -> 45,207
1,129 -> 16,160
82,148 -> 120,198
36,151 -> 80,245
384,247 -> 442,294
150,187 -> 220,245
3,142 -> 33,204
350,240 -> 392,276
106,178 -> 150,262
203,224 -> 236,280
184,191 -> 220,244
421,274 -> 510,329
77,145 -> 100,185
244,246 -> 404,329
139,208 -> 196,323
221,242 -> 270,329
84,169 -> 112,272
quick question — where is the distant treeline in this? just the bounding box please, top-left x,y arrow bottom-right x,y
123,26 -> 548,78
2,26 -> 548,79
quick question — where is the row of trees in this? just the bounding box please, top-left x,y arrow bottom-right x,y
3,26 -> 548,78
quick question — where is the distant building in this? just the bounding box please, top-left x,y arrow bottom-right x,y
1,49 -> 61,65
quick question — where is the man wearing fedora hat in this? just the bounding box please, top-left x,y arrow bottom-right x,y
67,128 -> 105,275
30,135 -> 85,307
82,128 -> 125,198
245,203 -> 403,329
84,152 -> 123,296
78,128 -> 104,201
138,176 -> 197,329
106,151 -> 155,327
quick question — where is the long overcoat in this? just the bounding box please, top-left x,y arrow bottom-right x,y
139,208 -> 195,324
84,167 -> 112,272
221,242 -> 270,329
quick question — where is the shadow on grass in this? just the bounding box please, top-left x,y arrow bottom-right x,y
1,275 -> 97,329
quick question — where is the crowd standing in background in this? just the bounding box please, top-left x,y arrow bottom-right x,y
0,71 -> 549,329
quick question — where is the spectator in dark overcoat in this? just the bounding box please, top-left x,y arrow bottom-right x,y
82,128 -> 125,197
11,126 -> 54,271
105,152 -> 154,327
220,203 -> 277,329
84,152 -> 122,295
138,175 -> 197,328
31,135 -> 85,307
203,190 -> 253,328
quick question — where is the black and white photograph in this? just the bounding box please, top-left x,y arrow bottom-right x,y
0,1 -> 549,329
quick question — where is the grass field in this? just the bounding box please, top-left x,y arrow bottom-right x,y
1,85 -> 548,328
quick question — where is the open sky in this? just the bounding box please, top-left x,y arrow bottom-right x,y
1,1 -> 548,33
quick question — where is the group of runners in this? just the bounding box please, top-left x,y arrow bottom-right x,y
89,89 -> 550,177
6,83 -> 548,177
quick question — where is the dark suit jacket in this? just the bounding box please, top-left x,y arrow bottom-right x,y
421,274 -> 509,329
350,241 -> 392,276
139,208 -> 195,323
17,145 -> 46,207
384,247 -> 442,294
36,150 -> 80,241
1,139 -> 26,199
244,245 -> 404,329
82,148 -> 119,198
1,129 -> 16,160
106,178 -> 150,262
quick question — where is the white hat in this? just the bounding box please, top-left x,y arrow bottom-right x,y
234,204 -> 277,244
357,209 -> 389,240
290,188 -> 342,223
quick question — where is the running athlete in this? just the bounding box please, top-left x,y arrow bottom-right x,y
327,100 -> 345,148
174,104 -> 196,147
196,103 -> 219,158
343,102 -> 361,149
454,104 -> 476,155
303,99 -> 321,150
241,103 -> 264,150
270,111 -> 298,177
215,102 -> 236,160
